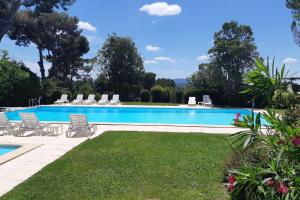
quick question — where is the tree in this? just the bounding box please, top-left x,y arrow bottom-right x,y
96,34 -> 145,94
156,78 -> 176,88
9,11 -> 89,81
286,0 -> 300,46
0,50 -> 40,106
0,0 -> 75,42
207,21 -> 259,105
143,72 -> 156,90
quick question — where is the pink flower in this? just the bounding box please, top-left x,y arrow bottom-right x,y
277,183 -> 289,194
291,135 -> 300,146
227,175 -> 235,192
235,113 -> 241,120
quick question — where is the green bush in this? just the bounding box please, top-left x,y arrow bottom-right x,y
176,90 -> 184,104
140,89 -> 151,102
151,86 -> 164,102
0,57 -> 41,106
165,87 -> 176,103
75,82 -> 95,99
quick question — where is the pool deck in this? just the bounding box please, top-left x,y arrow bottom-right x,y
0,104 -> 262,196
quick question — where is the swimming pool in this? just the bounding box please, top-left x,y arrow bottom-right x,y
0,145 -> 21,156
5,106 -> 264,126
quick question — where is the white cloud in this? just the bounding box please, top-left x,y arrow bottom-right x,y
146,45 -> 161,52
283,57 -> 297,65
144,60 -> 158,64
78,21 -> 97,32
139,2 -> 182,16
154,56 -> 174,62
196,55 -> 211,63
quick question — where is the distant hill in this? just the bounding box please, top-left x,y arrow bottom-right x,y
173,79 -> 188,87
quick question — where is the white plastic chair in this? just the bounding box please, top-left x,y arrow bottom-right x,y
98,94 -> 109,105
188,97 -> 196,106
72,94 -> 84,104
67,114 -> 96,138
19,113 -> 50,136
54,94 -> 69,104
0,113 -> 18,135
109,94 -> 120,105
202,95 -> 213,107
85,94 -> 96,104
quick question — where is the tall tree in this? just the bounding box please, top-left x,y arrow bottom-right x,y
286,0 -> 300,46
96,34 -> 145,93
143,72 -> 156,90
9,11 -> 89,81
208,21 -> 259,105
0,0 -> 75,42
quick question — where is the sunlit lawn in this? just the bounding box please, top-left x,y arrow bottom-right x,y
1,131 -> 232,200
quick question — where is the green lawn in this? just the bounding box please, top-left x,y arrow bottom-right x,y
1,132 -> 232,200
122,102 -> 179,106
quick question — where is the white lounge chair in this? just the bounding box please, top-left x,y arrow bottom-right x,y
98,94 -> 109,105
188,97 -> 196,106
66,114 -> 96,138
72,94 -> 84,104
0,113 -> 18,135
84,94 -> 96,105
202,95 -> 213,107
109,94 -> 120,105
54,94 -> 69,104
19,113 -> 50,136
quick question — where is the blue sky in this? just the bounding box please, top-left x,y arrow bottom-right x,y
1,0 -> 299,79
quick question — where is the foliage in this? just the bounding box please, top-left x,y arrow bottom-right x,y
140,89 -> 151,102
176,90 -> 184,104
96,33 -> 145,95
208,21 -> 259,105
74,81 -> 95,99
0,51 -> 40,106
0,0 -> 75,42
143,72 -> 156,90
9,11 -> 90,81
151,85 -> 165,102
286,0 -> 300,46
1,132 -> 232,200
155,78 -> 176,88
241,58 -> 292,108
283,106 -> 300,127
226,109 -> 300,199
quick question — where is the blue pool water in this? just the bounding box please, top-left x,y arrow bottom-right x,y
0,145 -> 20,156
5,106 -> 265,126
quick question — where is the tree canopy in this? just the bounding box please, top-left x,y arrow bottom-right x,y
0,0 -> 75,41
96,34 -> 145,95
286,0 -> 300,46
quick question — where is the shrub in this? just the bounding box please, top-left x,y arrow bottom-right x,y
151,86 -> 164,102
75,82 -> 95,99
140,89 -> 151,102
0,57 -> 41,106
176,90 -> 184,104
165,87 -> 176,103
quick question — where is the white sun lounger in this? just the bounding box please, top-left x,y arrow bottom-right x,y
98,94 -> 109,105
188,97 -> 196,106
19,113 -> 51,136
109,94 -> 120,105
66,114 -> 96,138
54,94 -> 69,104
72,94 -> 84,104
200,95 -> 213,107
84,94 -> 96,104
0,112 -> 18,135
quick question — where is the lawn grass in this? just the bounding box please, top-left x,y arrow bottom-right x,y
122,102 -> 179,106
1,132 -> 232,200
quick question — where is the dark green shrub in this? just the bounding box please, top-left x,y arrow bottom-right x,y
120,83 -> 130,101
151,86 -> 164,102
165,87 -> 176,103
176,90 -> 184,103
140,89 -> 151,102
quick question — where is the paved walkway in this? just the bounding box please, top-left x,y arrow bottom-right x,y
0,124 -> 246,196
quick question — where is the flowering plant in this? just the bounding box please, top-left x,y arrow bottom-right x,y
226,110 -> 300,199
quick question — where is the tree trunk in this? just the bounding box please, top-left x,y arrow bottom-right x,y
37,47 -> 46,80
0,0 -> 21,42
